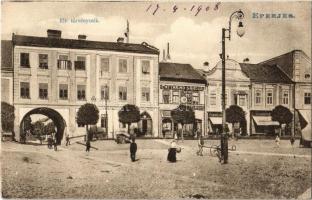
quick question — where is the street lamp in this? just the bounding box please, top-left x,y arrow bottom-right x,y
221,10 -> 245,164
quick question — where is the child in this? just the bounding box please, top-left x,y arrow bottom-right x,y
130,138 -> 137,162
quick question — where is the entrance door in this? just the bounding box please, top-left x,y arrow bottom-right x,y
142,119 -> 148,134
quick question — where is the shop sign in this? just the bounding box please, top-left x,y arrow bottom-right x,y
160,84 -> 204,91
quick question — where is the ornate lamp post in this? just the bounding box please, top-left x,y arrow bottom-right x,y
221,10 -> 245,164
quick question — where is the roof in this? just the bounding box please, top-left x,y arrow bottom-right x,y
1,40 -> 13,70
258,50 -> 310,79
240,63 -> 293,84
12,34 -> 159,55
159,62 -> 207,84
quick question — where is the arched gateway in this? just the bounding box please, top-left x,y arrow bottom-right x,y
19,107 -> 66,144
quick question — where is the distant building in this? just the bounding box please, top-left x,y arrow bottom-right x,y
4,30 -> 160,142
159,62 -> 207,138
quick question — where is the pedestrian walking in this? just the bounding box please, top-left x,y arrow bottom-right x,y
275,135 -> 280,147
130,138 -> 137,162
86,140 -> 91,152
196,135 -> 204,156
66,134 -> 70,146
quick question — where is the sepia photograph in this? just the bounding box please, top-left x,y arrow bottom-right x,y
1,0 -> 311,199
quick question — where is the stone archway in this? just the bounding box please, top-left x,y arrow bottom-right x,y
138,111 -> 152,136
19,107 -> 66,144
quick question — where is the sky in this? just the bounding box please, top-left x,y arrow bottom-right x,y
1,1 -> 311,69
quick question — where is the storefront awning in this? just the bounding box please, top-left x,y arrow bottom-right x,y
253,116 -> 279,126
298,110 -> 311,141
209,117 -> 222,125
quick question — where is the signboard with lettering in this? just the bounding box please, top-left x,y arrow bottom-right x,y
160,84 -> 205,91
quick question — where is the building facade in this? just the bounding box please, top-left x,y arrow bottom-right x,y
7,30 -> 160,142
159,62 -> 207,138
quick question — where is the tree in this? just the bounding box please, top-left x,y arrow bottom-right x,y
118,104 -> 140,135
44,121 -> 55,135
1,102 -> 15,133
32,121 -> 45,139
76,103 -> 99,140
226,105 -> 246,136
171,104 -> 195,141
271,105 -> 293,136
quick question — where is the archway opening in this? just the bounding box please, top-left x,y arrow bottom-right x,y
138,111 -> 152,136
19,107 -> 66,145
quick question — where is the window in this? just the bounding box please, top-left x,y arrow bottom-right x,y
163,90 -> 170,104
39,83 -> 48,99
59,84 -> 68,100
119,59 -> 127,73
101,114 -> 107,129
304,93 -> 311,104
39,54 -> 48,69
255,89 -> 262,105
58,55 -> 71,70
77,85 -> 86,101
119,86 -> 127,101
101,85 -> 109,100
192,92 -> 200,105
20,53 -> 30,68
266,89 -> 273,105
305,74 -> 311,79
282,90 -> 289,105
141,87 -> 150,102
210,91 -> 216,106
142,60 -> 150,74
75,56 -> 86,70
20,82 -> 30,99
100,58 -> 109,75
238,95 -> 246,107
172,90 -> 180,104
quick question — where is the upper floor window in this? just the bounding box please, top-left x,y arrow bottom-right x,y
101,85 -> 109,100
172,90 -> 180,104
59,84 -> 68,100
39,83 -> 48,99
192,92 -> 200,105
119,86 -> 127,101
142,60 -> 150,75
20,82 -> 30,99
77,85 -> 86,101
163,90 -> 170,104
39,54 -> 48,69
75,56 -> 86,70
305,74 -> 311,79
141,87 -> 150,102
210,91 -> 216,106
255,89 -> 262,105
304,93 -> 311,105
266,89 -> 273,105
100,58 -> 110,75
58,55 -> 71,70
238,95 -> 246,107
119,59 -> 127,73
20,53 -> 30,68
282,90 -> 289,105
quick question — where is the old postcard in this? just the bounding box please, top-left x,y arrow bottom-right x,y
1,0 -> 311,199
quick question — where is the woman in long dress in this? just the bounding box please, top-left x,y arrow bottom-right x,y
167,140 -> 177,162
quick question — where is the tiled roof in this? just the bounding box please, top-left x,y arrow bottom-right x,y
159,62 -> 207,84
12,34 -> 159,55
1,40 -> 13,70
240,63 -> 293,84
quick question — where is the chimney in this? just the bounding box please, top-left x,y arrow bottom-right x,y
117,37 -> 124,43
47,29 -> 61,38
78,34 -> 87,40
243,58 -> 250,63
162,49 -> 166,61
166,42 -> 171,60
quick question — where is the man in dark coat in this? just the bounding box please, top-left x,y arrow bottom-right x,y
130,138 -> 137,162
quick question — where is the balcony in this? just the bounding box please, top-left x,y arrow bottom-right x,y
57,60 -> 72,70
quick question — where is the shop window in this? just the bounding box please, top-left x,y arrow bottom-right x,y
192,92 -> 200,105
163,90 -> 170,104
172,90 -> 180,104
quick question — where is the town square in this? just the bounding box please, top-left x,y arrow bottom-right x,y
1,1 -> 311,199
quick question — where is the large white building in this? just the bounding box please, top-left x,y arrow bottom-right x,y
4,30 -> 160,143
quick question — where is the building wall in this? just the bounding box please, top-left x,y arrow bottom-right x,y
1,71 -> 13,104
13,45 -> 159,141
